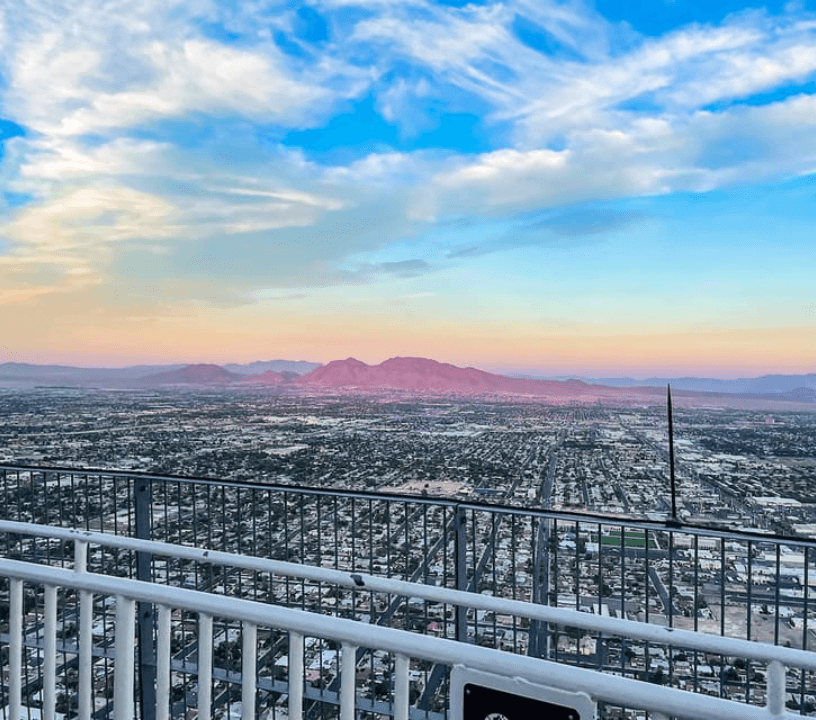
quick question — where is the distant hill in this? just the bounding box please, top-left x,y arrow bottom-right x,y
0,360 -> 318,388
297,357 -> 816,406
225,360 -> 322,375
0,362 -> 186,387
136,364 -> 242,386
744,387 -> 816,403
298,356 -> 604,398
1,358 -> 813,406
553,374 -> 816,394
139,365 -> 306,387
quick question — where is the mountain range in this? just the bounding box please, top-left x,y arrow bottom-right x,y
0,359 -> 317,387
224,360 -> 321,375
301,357 -> 601,397
1,357 -> 814,407
538,374 -> 816,394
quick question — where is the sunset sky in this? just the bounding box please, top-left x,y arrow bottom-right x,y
1,0 -> 815,377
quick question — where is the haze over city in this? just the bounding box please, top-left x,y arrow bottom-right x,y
1,0 -> 815,377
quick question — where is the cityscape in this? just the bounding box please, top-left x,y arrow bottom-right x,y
2,0 -> 816,716
1,377 -> 815,718
2,380 -> 815,533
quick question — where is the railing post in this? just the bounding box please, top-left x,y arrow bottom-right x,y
454,505 -> 468,643
115,596 -> 137,720
766,660 -> 786,717
134,476 -> 156,720
394,654 -> 410,720
340,641 -> 358,720
288,631 -> 304,720
9,578 -> 22,720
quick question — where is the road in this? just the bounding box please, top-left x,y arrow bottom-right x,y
529,430 -> 564,658
647,566 -> 681,616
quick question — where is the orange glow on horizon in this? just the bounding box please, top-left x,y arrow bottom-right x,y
3,294 -> 813,379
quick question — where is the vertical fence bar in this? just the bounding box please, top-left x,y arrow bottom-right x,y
454,505 -> 468,643
198,613 -> 213,720
115,596 -> 137,720
720,539 -> 726,638
774,544 -> 781,647
44,584 -> 58,720
746,541 -> 753,640
668,530 -> 674,629
156,605 -> 171,720
79,589 -> 94,720
333,495 -> 340,571
242,621 -> 258,720
403,501 -> 409,585
394,653 -> 410,720
746,539 -> 753,703
574,521 -> 580,612
134,476 -> 157,720
289,632 -> 304,720
341,642 -> 358,720
801,547 -> 810,711
596,522 -> 603,671
644,528 -> 651,625
693,535 -> 700,695
9,578 -> 22,720
368,498 -> 375,576
551,517 -> 558,662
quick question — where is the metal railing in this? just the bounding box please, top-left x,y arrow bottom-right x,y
2,464 -> 816,716
1,520 -> 813,720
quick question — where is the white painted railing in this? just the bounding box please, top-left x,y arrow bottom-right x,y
1,521 -> 811,720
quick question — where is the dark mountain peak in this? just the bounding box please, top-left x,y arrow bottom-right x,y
138,364 -> 240,386
299,356 -> 603,397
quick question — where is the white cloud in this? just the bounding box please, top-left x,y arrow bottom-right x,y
202,184 -> 345,211
1,0 -> 816,306
10,35 -> 331,137
62,40 -> 330,136
347,1 -> 816,156
423,91 -> 816,216
1,0 -> 363,141
353,4 -> 513,72
1,185 -> 177,275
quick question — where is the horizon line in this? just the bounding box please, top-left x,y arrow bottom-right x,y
1,355 -> 814,382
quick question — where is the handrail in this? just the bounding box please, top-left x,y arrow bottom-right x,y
2,519 -> 815,672
0,557 -> 801,720
2,461 -> 815,546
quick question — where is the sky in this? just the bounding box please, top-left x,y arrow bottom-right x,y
0,0 -> 815,377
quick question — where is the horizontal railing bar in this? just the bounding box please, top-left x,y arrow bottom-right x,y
2,520 -> 814,671
2,462 -> 814,547
0,558 -> 801,720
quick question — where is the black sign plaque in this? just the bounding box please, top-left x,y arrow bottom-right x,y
463,682 -> 582,720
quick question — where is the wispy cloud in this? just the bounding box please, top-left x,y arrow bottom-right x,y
0,0 -> 815,336
524,207 -> 653,239
341,258 -> 435,282
445,246 -> 483,259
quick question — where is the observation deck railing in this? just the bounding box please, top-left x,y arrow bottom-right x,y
0,520 -> 812,720
1,464 -> 816,718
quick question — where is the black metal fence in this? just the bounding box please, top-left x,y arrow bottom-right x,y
1,463 -> 816,719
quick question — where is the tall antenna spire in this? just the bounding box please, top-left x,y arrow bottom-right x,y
667,384 -> 680,526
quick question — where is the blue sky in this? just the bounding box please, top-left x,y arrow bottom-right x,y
0,0 -> 814,375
